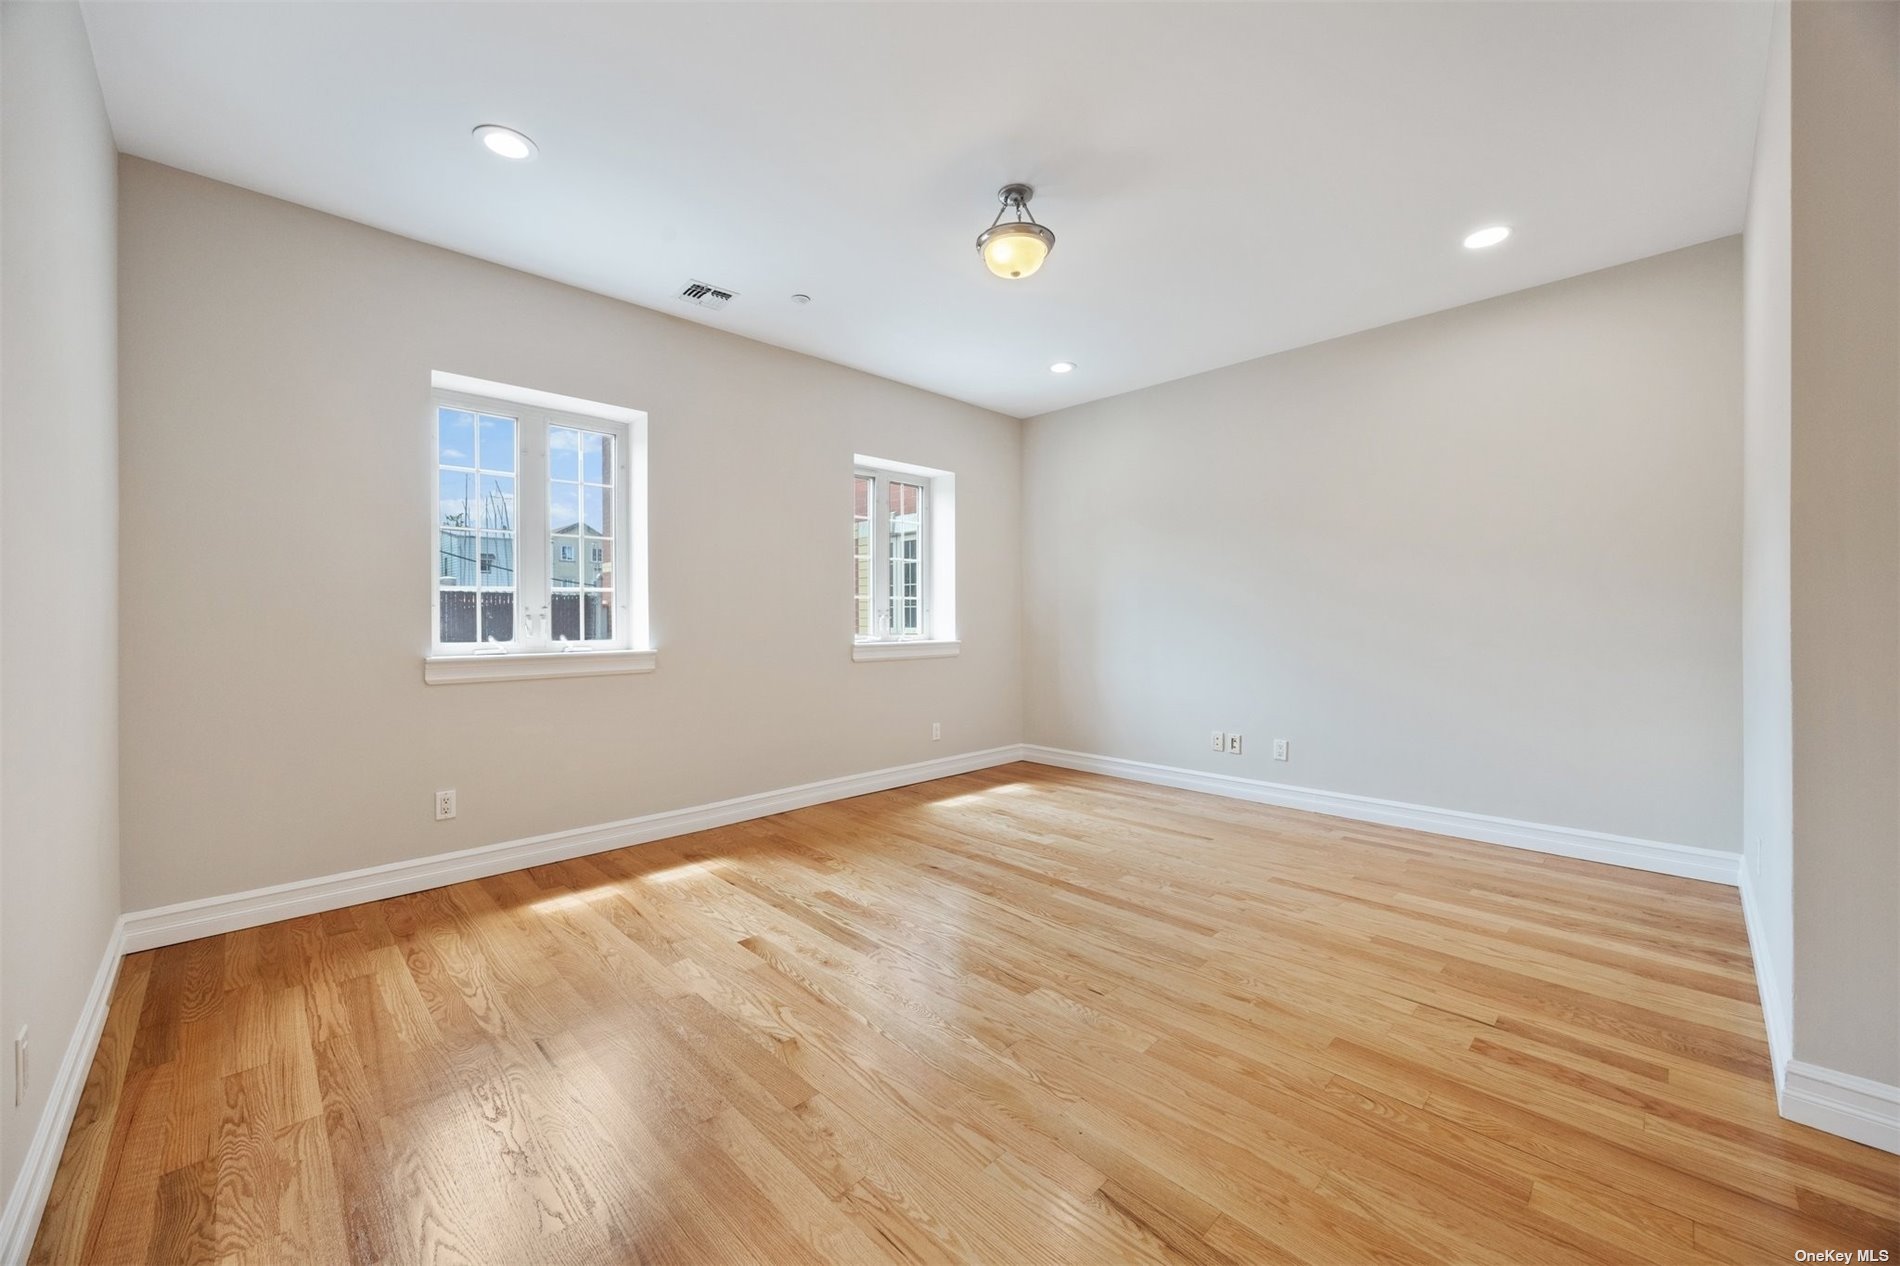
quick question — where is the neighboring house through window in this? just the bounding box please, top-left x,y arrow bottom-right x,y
427,372 -> 652,683
853,455 -> 958,661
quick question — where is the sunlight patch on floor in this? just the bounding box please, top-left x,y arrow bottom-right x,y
925,781 -> 1038,808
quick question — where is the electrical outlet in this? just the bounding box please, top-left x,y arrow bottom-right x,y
1226,732 -> 1244,755
435,789 -> 457,820
1273,739 -> 1289,761
931,721 -> 942,741
1210,730 -> 1225,752
14,1028 -> 27,1106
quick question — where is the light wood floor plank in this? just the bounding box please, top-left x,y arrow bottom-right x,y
28,764 -> 1900,1263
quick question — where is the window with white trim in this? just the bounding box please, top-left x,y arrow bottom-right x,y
429,374 -> 651,681
853,456 -> 957,660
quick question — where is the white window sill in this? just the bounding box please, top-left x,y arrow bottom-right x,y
424,648 -> 657,685
851,639 -> 960,662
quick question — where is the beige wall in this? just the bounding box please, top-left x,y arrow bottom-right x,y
0,0 -> 121,1202
1788,0 -> 1899,1086
117,159 -> 1022,912
1742,0 -> 1793,1056
1023,239 -> 1743,853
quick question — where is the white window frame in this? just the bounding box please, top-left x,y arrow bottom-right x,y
853,454 -> 958,662
426,372 -> 653,684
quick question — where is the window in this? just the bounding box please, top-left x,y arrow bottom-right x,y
427,373 -> 652,684
853,456 -> 957,661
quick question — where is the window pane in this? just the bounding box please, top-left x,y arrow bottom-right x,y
886,479 -> 923,637
550,592 -> 580,641
480,474 -> 515,532
480,591 -> 515,643
549,426 -> 581,482
584,433 -> 612,483
584,539 -> 612,587
438,409 -> 475,468
584,591 -> 613,641
439,525 -> 480,646
583,485 -> 611,537
547,479 -> 576,532
440,590 -> 477,643
477,415 -> 517,473
853,475 -> 873,637
551,535 -> 580,588
439,471 -> 476,529
474,528 -> 514,647
439,405 -> 519,647
475,534 -> 514,587
549,424 -> 617,645
440,529 -> 476,585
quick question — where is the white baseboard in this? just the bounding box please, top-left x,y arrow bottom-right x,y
1737,865 -> 1792,1097
122,745 -> 1025,953
1783,1061 -> 1900,1155
1737,868 -> 1899,1155
0,918 -> 126,1266
1019,745 -> 1743,885
124,742 -> 1743,959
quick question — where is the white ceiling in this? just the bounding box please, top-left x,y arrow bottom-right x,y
82,1 -> 1773,418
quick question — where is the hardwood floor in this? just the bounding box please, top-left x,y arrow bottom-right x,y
30,763 -> 1900,1264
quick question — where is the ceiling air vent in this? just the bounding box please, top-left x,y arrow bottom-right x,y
677,280 -> 737,311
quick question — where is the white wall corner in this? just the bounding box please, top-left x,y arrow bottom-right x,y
1781,1062 -> 1900,1155
1738,865 -> 1792,1099
1743,864 -> 1900,1155
0,919 -> 127,1266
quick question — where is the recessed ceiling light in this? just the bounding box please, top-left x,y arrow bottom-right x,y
1463,225 -> 1511,250
1050,361 -> 1075,374
473,124 -> 536,161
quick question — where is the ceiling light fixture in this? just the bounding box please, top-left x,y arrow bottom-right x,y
1463,225 -> 1510,249
977,183 -> 1055,279
1050,361 -> 1075,374
473,124 -> 536,161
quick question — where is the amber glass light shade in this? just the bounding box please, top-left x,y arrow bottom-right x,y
977,222 -> 1053,279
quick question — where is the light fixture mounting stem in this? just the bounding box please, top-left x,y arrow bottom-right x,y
990,183 -> 1039,229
